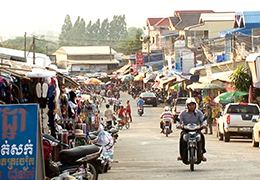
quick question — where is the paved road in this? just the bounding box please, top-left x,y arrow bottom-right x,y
99,92 -> 260,180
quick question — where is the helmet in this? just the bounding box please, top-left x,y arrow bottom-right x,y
186,97 -> 197,105
164,106 -> 170,111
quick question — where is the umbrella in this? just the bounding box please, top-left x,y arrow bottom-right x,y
122,75 -> 134,82
84,78 -> 102,85
187,83 -> 224,90
134,74 -> 143,81
214,91 -> 249,103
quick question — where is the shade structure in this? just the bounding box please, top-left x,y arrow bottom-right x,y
187,83 -> 224,90
84,78 -> 102,85
122,75 -> 134,82
214,91 -> 249,103
134,74 -> 143,81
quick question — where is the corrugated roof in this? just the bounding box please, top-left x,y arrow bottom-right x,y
200,12 -> 235,22
154,18 -> 170,27
67,59 -> 119,65
60,46 -> 117,55
175,13 -> 202,30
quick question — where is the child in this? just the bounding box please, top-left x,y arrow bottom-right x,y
117,105 -> 126,122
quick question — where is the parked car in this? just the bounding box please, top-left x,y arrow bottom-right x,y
252,117 -> 260,147
139,92 -> 157,107
216,103 -> 260,142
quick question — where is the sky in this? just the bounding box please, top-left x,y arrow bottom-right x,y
1,0 -> 260,40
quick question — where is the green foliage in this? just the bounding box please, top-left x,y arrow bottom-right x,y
2,14 -> 143,56
229,65 -> 252,91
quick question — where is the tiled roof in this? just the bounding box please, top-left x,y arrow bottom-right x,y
175,13 -> 202,30
147,18 -> 164,26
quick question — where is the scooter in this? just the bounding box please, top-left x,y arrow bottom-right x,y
137,107 -> 144,116
43,133 -> 102,180
181,123 -> 204,171
162,118 -> 172,137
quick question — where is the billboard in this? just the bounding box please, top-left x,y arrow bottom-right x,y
0,104 -> 39,180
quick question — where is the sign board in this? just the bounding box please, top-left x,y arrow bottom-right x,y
0,104 -> 41,180
136,52 -> 144,67
180,50 -> 195,74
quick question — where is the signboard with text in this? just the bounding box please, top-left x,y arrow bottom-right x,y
136,52 -> 144,66
0,104 -> 39,180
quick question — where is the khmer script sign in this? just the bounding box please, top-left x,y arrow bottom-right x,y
0,104 -> 38,180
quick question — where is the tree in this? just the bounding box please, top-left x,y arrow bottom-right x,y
115,27 -> 143,55
59,14 -> 73,46
229,65 -> 252,91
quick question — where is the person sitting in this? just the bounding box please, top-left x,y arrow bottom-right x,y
176,97 -> 207,161
117,105 -> 126,122
137,97 -> 145,110
160,106 -> 173,133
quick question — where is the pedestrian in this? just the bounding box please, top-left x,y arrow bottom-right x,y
125,100 -> 133,122
103,104 -> 114,126
204,102 -> 213,135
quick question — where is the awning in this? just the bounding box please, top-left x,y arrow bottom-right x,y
159,76 -> 177,88
163,33 -> 179,38
220,28 -> 251,37
0,68 -> 30,80
210,70 -> 233,82
144,60 -> 164,66
56,72 -> 80,87
116,63 -> 131,74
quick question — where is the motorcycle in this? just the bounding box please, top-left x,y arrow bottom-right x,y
43,133 -> 101,180
181,123 -> 204,171
137,107 -> 144,116
161,118 -> 172,137
116,116 -> 130,130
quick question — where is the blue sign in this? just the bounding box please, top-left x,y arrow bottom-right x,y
0,104 -> 38,180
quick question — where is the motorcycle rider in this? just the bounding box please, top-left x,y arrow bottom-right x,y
160,106 -> 173,133
176,97 -> 207,161
137,97 -> 145,111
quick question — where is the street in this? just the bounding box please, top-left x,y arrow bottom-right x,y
99,92 -> 260,180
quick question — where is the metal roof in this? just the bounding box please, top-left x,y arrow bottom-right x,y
55,46 -> 117,55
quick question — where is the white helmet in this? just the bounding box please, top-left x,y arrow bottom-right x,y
164,106 -> 170,111
186,97 -> 197,105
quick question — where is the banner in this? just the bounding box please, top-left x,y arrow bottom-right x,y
0,104 -> 39,180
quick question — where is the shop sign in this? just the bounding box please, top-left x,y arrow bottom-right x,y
136,52 -> 144,66
0,104 -> 39,180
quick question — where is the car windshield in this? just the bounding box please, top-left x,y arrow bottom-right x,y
176,99 -> 187,105
141,93 -> 155,97
227,105 -> 259,114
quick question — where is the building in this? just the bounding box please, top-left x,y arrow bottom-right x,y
52,46 -> 119,75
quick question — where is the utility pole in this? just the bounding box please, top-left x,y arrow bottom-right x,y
24,32 -> 27,63
33,36 -> 35,65
109,40 -> 112,61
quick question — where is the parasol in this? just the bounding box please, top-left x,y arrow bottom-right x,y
84,78 -> 102,85
214,91 -> 249,103
187,83 -> 224,90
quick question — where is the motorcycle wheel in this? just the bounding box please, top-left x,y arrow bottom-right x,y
166,128 -> 168,137
125,122 -> 130,129
85,162 -> 98,180
138,112 -> 142,116
190,147 -> 195,171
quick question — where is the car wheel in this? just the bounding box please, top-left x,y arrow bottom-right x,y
252,133 -> 259,147
217,125 -> 223,141
223,131 -> 230,142
153,103 -> 157,107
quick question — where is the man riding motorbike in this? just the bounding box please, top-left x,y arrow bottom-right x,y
137,97 -> 145,110
160,106 -> 173,133
176,97 -> 207,161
